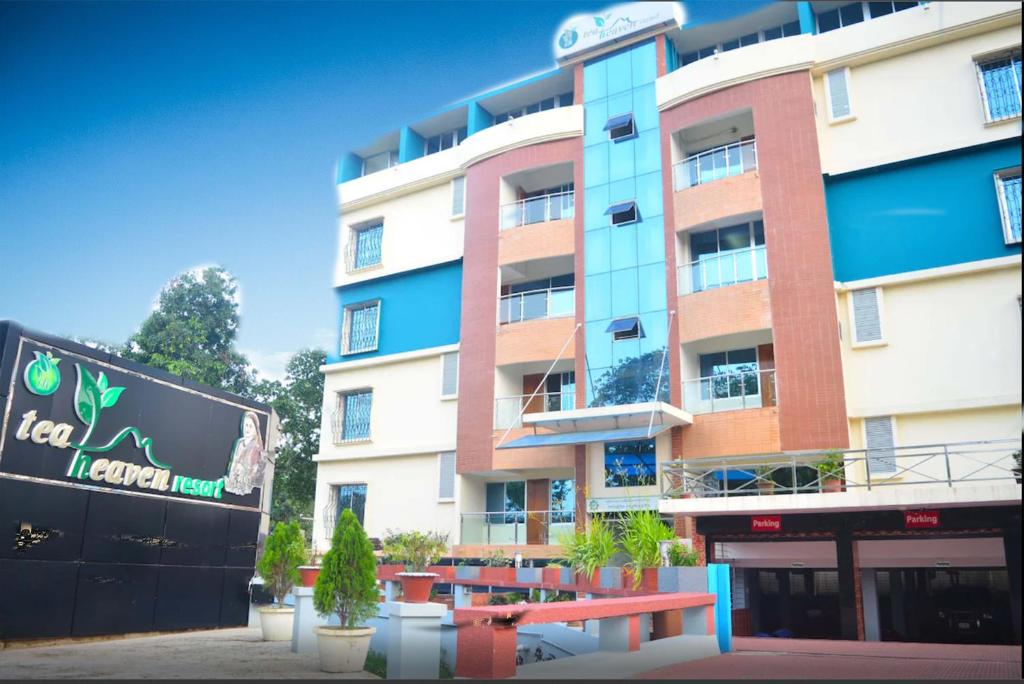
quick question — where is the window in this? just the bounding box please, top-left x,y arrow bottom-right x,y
424,127 -> 467,156
451,176 -> 466,217
688,221 -> 766,292
350,221 -> 383,271
976,50 -> 1022,122
995,169 -> 1022,244
342,301 -> 380,354
699,348 -> 759,400
438,452 -> 456,500
605,440 -> 657,488
333,483 -> 367,527
362,150 -> 398,176
604,113 -> 636,142
868,2 -> 919,18
864,416 -> 896,474
335,390 -> 372,442
494,92 -> 574,123
607,316 -> 643,341
440,351 -> 459,398
825,68 -> 853,121
851,287 -> 883,344
485,481 -> 525,524
544,371 -> 575,412
606,200 -> 638,226
817,3 -> 864,33
550,479 -> 575,524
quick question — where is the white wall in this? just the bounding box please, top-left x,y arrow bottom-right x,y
316,347 -> 458,461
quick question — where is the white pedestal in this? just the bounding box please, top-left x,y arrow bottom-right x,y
385,601 -> 446,680
291,587 -> 328,654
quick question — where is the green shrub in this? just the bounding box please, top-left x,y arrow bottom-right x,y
314,508 -> 379,628
364,650 -> 387,679
483,548 -> 513,567
814,451 -> 846,480
256,521 -> 306,606
543,590 -> 574,602
488,592 -> 524,605
381,530 -> 449,572
618,509 -> 674,588
667,541 -> 701,567
558,514 -> 617,580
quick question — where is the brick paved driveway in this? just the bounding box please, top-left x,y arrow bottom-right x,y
636,637 -> 1022,680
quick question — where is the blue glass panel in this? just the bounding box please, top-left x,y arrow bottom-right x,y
631,40 -> 657,85
634,130 -> 661,175
637,263 -> 666,313
632,84 -> 658,132
608,137 -> 636,181
585,273 -> 612,321
584,146 -> 609,186
611,335 -> 640,366
604,113 -> 634,130
605,200 -> 637,216
637,215 -> 666,266
585,226 -> 611,274
635,171 -> 664,216
609,221 -> 637,271
606,317 -> 640,333
583,60 -> 607,102
609,178 -> 637,207
605,440 -> 657,487
584,100 -> 609,146
585,321 -> 613,369
606,50 -> 632,96
610,268 -> 639,318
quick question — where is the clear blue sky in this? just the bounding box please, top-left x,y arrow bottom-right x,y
0,0 -> 765,379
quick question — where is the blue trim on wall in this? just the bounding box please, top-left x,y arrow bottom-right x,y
337,153 -> 363,184
707,563 -> 733,653
330,260 -> 462,363
398,126 -> 425,163
467,100 -> 494,136
797,1 -> 817,35
826,139 -> 1022,282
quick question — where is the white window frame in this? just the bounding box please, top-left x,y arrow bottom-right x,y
450,176 -> 466,218
437,451 -> 456,502
848,286 -> 886,348
863,415 -> 899,476
341,299 -> 381,355
974,47 -> 1023,124
994,167 -> 1022,245
334,388 -> 374,444
440,351 -> 459,400
347,218 -> 384,273
824,67 -> 855,124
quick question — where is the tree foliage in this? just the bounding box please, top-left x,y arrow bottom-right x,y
257,521 -> 307,606
124,267 -> 255,395
314,508 -> 379,628
381,530 -> 449,572
590,348 -> 670,407
558,514 -> 617,580
619,509 -> 674,587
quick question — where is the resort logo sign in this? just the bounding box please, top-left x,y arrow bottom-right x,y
3,340 -> 269,506
553,2 -> 683,62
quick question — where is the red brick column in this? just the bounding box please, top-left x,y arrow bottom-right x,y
455,622 -> 518,679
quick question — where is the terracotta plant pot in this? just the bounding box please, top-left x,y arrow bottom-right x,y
396,572 -> 437,603
822,477 -> 843,493
298,566 -> 320,587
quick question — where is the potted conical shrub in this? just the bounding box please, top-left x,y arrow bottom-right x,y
313,508 -> 380,673
383,530 -> 449,603
256,521 -> 307,641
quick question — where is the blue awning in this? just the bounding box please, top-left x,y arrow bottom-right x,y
497,424 -> 671,450
714,469 -> 755,481
605,317 -> 640,333
604,200 -> 636,216
603,112 -> 634,131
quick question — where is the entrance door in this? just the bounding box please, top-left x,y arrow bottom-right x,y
750,569 -> 842,640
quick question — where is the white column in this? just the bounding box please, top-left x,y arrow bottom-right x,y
291,587 -> 328,654
386,601 -> 447,680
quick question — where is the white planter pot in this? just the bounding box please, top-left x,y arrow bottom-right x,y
316,626 -> 376,673
258,606 -> 295,641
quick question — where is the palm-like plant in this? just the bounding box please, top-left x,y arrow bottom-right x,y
618,509 -> 674,588
558,514 -> 617,581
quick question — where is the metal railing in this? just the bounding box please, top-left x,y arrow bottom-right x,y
500,191 -> 575,229
460,510 -> 576,545
682,368 -> 776,415
673,139 -> 757,191
330,406 -> 371,445
661,438 -> 1023,499
678,245 -> 767,295
345,225 -> 383,273
495,392 -> 574,429
498,286 -> 574,325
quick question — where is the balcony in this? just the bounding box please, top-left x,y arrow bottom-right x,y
498,286 -> 574,325
494,391 -> 575,430
500,191 -> 575,230
660,439 -> 1023,516
459,509 -> 576,546
673,139 -> 757,191
678,245 -> 767,295
682,368 -> 776,415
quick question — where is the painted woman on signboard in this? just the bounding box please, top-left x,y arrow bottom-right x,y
224,411 -> 266,496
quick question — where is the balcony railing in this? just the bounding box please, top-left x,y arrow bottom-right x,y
460,510 -> 576,545
661,439 -> 1023,499
673,139 -> 757,191
330,407 -> 371,445
682,368 -> 776,415
678,245 -> 767,295
498,286 -> 574,325
500,191 -> 575,229
495,392 -> 575,430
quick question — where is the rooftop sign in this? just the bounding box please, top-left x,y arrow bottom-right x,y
554,2 -> 684,63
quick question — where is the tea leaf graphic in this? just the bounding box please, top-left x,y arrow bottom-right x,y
101,386 -> 125,408
97,372 -> 109,392
75,365 -> 103,426
594,16 -> 605,26
25,352 -> 61,395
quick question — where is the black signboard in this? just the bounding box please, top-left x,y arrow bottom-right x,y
0,322 -> 274,640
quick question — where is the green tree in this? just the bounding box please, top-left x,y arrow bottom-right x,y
124,267 -> 255,395
257,521 -> 307,606
590,348 -> 670,407
314,508 -> 379,628
252,348 -> 326,532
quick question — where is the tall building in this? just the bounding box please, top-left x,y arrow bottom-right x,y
313,1 -> 1022,644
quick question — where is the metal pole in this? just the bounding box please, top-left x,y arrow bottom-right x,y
944,445 -> 953,487
647,311 -> 675,438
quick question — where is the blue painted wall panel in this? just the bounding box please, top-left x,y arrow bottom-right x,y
826,140 -> 1021,281
330,260 -> 462,363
